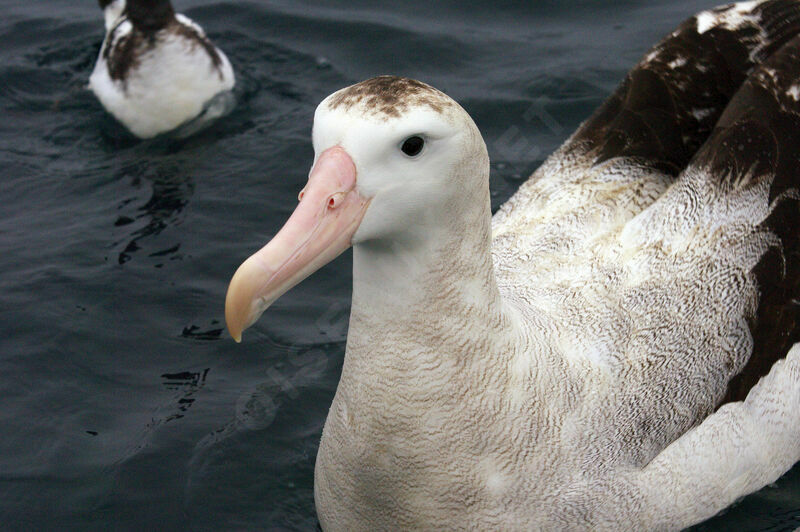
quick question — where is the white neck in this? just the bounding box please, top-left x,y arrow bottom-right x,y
344,171 -> 512,387
353,222 -> 499,310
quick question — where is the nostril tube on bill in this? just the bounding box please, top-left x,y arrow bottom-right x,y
328,192 -> 346,209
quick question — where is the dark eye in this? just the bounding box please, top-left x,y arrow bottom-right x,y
401,136 -> 425,157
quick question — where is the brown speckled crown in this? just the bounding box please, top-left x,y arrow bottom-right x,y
327,75 -> 455,118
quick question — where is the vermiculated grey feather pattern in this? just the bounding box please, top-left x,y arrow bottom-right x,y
308,1 -> 800,529
494,0 -> 800,407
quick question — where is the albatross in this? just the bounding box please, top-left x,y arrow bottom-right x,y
225,0 -> 800,529
89,0 -> 235,139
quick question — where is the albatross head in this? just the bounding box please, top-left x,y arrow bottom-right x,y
225,76 -> 489,342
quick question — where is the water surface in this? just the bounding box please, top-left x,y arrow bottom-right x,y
1,1 -> 798,529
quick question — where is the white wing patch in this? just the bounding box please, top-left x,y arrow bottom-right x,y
696,1 -> 761,35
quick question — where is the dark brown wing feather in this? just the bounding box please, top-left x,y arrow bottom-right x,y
569,0 -> 800,178
686,32 -> 800,403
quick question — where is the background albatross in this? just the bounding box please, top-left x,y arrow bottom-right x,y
89,0 -> 235,138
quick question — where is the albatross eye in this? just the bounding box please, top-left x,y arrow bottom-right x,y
401,136 -> 425,157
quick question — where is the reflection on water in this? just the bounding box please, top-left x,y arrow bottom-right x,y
113,164 -> 194,265
161,369 -> 210,422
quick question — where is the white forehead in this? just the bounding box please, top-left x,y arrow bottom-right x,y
311,76 -> 471,159
312,102 -> 457,155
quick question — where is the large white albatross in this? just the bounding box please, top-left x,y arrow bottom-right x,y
225,1 -> 800,529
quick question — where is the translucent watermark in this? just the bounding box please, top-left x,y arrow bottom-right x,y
234,310 -> 345,431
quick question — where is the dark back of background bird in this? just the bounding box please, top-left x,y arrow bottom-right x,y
1,0 -> 798,529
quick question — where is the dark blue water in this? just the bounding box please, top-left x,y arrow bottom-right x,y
2,1 -> 799,529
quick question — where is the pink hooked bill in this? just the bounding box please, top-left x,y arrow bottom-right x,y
225,146 -> 369,342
